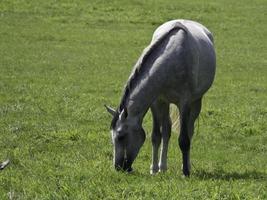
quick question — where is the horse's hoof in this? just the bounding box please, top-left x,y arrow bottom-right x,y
181,174 -> 190,179
150,169 -> 159,175
126,167 -> 133,173
150,166 -> 159,175
159,164 -> 167,173
182,169 -> 190,177
181,164 -> 190,177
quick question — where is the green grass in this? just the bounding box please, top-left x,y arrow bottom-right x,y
0,0 -> 266,199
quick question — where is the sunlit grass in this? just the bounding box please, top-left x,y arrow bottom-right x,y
0,0 -> 266,199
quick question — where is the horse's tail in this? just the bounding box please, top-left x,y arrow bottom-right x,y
170,104 -> 201,134
170,104 -> 180,132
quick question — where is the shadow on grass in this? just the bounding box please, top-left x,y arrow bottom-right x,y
194,169 -> 267,181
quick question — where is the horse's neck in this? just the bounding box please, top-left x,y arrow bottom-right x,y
126,68 -> 164,120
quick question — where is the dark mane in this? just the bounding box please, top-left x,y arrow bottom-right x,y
111,22 -> 188,128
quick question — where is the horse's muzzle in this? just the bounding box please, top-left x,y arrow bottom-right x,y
114,158 -> 133,172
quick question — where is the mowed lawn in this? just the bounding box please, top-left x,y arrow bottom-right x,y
0,0 -> 266,199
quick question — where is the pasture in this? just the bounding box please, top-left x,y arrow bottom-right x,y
0,0 -> 266,199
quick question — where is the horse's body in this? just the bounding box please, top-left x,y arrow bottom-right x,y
106,19 -> 216,176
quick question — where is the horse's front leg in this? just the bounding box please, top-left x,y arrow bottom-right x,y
150,109 -> 161,174
159,116 -> 171,172
150,101 -> 171,174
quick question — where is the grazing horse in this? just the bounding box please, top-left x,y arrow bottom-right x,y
105,19 -> 216,176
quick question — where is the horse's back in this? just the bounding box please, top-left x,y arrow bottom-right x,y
152,19 -> 213,45
152,19 -> 216,100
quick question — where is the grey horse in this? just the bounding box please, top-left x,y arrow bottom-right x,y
105,19 -> 216,176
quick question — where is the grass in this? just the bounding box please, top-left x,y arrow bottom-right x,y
0,0 -> 266,199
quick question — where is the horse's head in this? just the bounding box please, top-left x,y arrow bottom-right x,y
105,105 -> 146,172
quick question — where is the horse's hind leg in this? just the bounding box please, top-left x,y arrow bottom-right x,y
150,100 -> 171,174
178,98 -> 202,176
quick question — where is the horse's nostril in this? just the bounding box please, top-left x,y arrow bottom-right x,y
114,160 -> 125,171
126,166 -> 133,173
122,158 -> 133,173
117,134 -> 125,141
114,165 -> 122,171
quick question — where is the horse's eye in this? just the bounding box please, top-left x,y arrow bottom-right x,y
116,131 -> 126,141
117,134 -> 125,141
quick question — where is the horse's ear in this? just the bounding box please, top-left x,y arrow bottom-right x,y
119,108 -> 128,121
104,105 -> 116,116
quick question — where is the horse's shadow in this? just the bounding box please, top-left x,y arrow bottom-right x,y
125,166 -> 266,181
193,169 -> 267,181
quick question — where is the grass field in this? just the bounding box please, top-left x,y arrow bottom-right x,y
0,0 -> 266,199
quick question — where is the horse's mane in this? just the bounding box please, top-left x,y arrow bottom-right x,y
111,22 -> 188,128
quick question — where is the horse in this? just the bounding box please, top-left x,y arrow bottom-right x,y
105,19 -> 216,176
